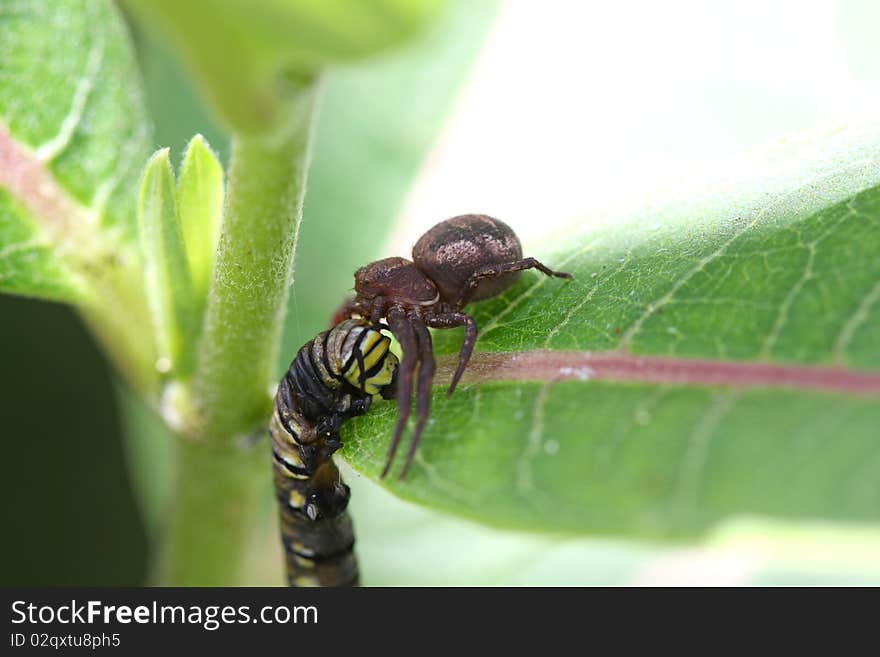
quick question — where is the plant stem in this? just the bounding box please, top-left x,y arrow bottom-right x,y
192,83 -> 318,443
157,82 -> 317,584
154,437 -> 268,585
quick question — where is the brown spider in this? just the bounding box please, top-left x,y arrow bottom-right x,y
340,214 -> 572,479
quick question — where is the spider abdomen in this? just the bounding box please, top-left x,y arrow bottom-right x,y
412,214 -> 523,303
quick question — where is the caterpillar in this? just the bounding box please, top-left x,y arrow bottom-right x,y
270,318 -> 398,586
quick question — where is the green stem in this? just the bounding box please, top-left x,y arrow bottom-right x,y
156,82 -> 318,585
154,437 -> 268,585
192,82 -> 318,442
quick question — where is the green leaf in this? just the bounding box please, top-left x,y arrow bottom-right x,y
0,190 -> 83,301
0,0 -> 158,392
125,0 -> 445,133
176,134 -> 223,308
137,148 -> 196,376
347,472 -> 880,585
345,125 -> 880,539
0,0 -> 151,240
0,0 -> 151,290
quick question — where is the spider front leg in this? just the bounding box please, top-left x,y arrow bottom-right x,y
426,312 -> 477,396
399,313 -> 435,479
336,296 -> 388,327
383,307 -> 417,478
368,296 -> 388,327
455,258 -> 572,308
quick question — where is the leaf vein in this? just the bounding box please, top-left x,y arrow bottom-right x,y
35,25 -> 105,162
0,238 -> 49,260
618,167 -> 853,351
516,380 -> 555,499
542,253 -> 631,348
672,391 -> 740,512
833,278 -> 880,364
478,235 -> 600,339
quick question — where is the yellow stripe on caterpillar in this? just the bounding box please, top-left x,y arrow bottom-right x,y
343,335 -> 389,387
294,554 -> 316,569
291,575 -> 322,587
361,351 -> 397,394
288,489 -> 306,509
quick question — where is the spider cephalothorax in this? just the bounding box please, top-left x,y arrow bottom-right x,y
344,214 -> 572,479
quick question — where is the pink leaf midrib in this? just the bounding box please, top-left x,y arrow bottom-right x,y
437,350 -> 880,396
0,124 -> 92,239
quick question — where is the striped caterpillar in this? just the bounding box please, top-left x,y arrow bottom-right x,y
270,318 -> 398,586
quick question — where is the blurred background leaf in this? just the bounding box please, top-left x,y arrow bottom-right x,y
124,0 -> 446,132
0,0 -> 150,300
0,0 -> 150,242
0,0 -> 159,400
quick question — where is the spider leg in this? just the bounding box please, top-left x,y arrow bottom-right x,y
383,307 -> 417,478
399,314 -> 435,479
426,312 -> 477,397
369,296 -> 387,327
455,258 -> 572,308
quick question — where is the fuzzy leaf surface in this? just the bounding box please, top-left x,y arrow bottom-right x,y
0,0 -> 150,302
